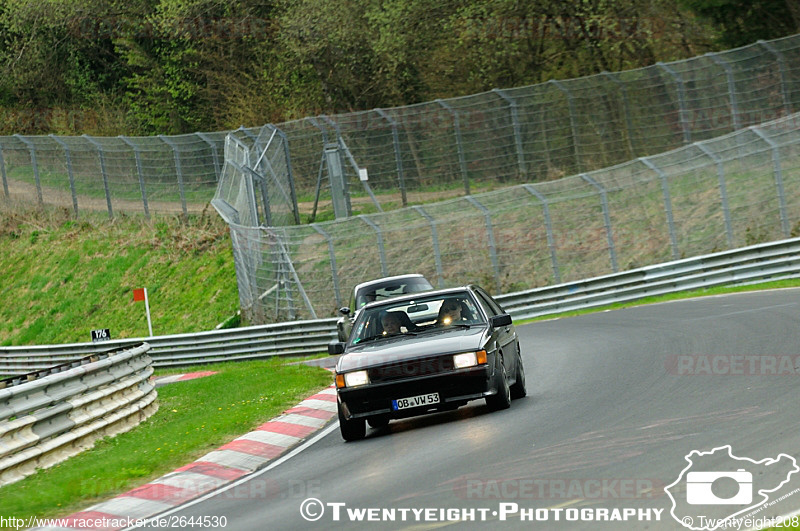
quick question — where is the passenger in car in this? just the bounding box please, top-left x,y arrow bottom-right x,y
381,311 -> 404,335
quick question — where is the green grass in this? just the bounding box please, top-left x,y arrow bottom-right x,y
0,358 -> 333,521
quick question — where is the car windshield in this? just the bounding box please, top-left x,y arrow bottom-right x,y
355,277 -> 433,309
349,292 -> 485,345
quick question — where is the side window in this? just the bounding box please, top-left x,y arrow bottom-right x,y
472,291 -> 496,318
475,288 -> 503,315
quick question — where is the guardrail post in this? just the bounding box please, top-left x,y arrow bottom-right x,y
706,53 -> 741,131
548,80 -> 582,172
311,224 -> 342,308
195,132 -> 222,182
0,140 -> 8,199
48,135 -> 79,217
412,206 -> 445,287
580,174 -> 618,272
118,137 -> 150,219
657,62 -> 692,144
750,126 -> 791,237
522,184 -> 561,283
82,135 -> 113,219
465,196 -> 501,289
696,143 -> 734,248
757,40 -> 791,117
158,136 -> 188,217
436,99 -> 470,195
600,71 -> 637,158
492,89 -> 527,177
639,157 -> 679,260
13,135 -> 43,206
358,215 -> 388,276
375,108 -> 407,206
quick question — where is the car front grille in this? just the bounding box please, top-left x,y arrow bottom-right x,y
367,355 -> 455,384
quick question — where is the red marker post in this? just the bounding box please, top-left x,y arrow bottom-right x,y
133,288 -> 154,337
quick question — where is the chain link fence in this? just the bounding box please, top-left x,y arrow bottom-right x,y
2,35 -> 800,219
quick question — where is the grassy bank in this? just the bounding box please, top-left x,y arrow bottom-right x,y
0,358 -> 333,521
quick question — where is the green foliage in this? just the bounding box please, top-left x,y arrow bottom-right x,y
679,0 -> 800,47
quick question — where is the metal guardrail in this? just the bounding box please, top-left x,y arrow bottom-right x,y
0,238 -> 798,377
0,343 -> 155,486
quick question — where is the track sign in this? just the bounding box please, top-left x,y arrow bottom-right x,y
91,329 -> 111,342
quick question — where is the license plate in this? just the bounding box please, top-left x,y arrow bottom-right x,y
392,392 -> 440,411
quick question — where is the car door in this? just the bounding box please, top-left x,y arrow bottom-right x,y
474,287 -> 518,376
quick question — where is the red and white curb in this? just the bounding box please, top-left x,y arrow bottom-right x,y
151,371 -> 218,387
35,386 -> 337,530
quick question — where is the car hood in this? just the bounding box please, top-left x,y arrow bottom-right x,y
337,326 -> 488,372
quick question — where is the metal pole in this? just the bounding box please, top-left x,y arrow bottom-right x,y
375,108 -> 407,206
436,99 -> 470,195
196,132 -> 222,182
758,40 -> 791,117
522,184 -> 561,283
268,124 -> 301,225
311,224 -> 342,308
548,80 -> 582,172
657,62 -> 692,144
82,135 -> 113,219
413,206 -> 445,287
0,142 -> 8,199
750,126 -> 790,237
119,136 -> 150,219
465,196 -> 501,289
158,135 -> 188,217
49,135 -> 79,217
706,53 -> 741,131
600,71 -> 637,158
580,174 -> 618,272
358,215 -> 388,276
696,143 -> 734,248
639,157 -> 679,260
492,88 -> 527,177
13,135 -> 43,205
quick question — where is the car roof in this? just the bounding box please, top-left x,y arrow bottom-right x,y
353,274 -> 429,293
358,285 -> 477,311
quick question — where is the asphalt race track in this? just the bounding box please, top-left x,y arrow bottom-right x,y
150,289 -> 800,530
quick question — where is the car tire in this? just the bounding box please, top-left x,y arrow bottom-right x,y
510,351 -> 527,399
338,402 -> 366,441
367,415 -> 390,429
486,361 -> 511,411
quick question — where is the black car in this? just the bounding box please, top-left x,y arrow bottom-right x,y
328,285 -> 526,441
335,274 -> 434,342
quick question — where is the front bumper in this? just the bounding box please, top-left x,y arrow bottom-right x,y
337,364 -> 496,420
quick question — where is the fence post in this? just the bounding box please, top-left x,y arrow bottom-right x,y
195,132 -> 222,182
13,135 -> 43,205
82,135 -> 113,219
706,53 -> 741,131
465,196 -> 501,289
267,124 -> 301,225
492,89 -> 527,177
158,136 -> 188,217
600,71 -> 637,158
639,157 -> 679,260
548,80 -> 582,172
696,143 -> 734,248
412,206 -> 445,287
522,184 -> 561,283
435,99 -> 470,195
580,174 -> 618,272
375,108 -> 407,207
48,135 -> 79,217
657,62 -> 692,144
311,224 -> 342,308
0,140 -> 8,199
757,40 -> 791,117
323,142 -> 351,219
118,136 -> 150,219
358,215 -> 388,276
750,126 -> 790,237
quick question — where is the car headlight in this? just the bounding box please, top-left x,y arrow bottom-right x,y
453,350 -> 488,369
343,370 -> 370,388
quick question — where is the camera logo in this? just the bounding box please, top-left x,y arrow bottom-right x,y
686,469 -> 752,505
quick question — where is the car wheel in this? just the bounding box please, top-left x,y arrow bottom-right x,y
510,351 -> 527,399
338,402 -> 366,441
486,361 -> 511,411
367,415 -> 390,429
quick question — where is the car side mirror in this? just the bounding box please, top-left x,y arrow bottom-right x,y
490,314 -> 512,328
339,307 -> 351,316
328,342 -> 345,355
